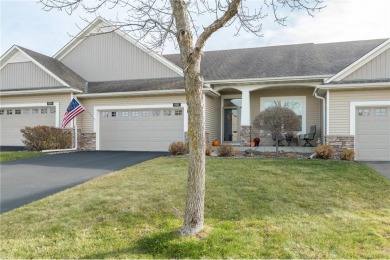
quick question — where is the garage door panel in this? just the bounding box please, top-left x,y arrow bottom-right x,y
100,109 -> 184,151
0,107 -> 56,146
356,107 -> 390,161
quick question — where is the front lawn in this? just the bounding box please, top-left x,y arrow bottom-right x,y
0,158 -> 389,258
0,151 -> 43,163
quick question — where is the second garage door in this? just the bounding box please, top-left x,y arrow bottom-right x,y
0,107 -> 56,146
355,107 -> 390,161
99,108 -> 184,151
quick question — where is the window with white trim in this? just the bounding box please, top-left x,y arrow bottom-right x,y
32,109 -> 39,114
50,108 -> 56,114
111,111 -> 118,117
163,110 -> 172,116
260,96 -> 306,132
15,109 -> 21,115
121,111 -> 129,117
41,108 -> 48,114
23,109 -> 30,114
175,110 -> 182,116
0,110 -> 4,115
358,108 -> 370,116
7,110 -> 13,115
375,108 -> 387,116
142,110 -> 150,117
152,110 -> 160,116
131,111 -> 139,117
101,112 -> 109,117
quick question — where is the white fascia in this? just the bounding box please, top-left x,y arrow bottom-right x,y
206,75 -> 330,85
0,88 -> 82,96
349,101 -> 390,135
0,102 -> 60,127
325,39 -> 390,83
94,104 -> 188,150
318,82 -> 390,90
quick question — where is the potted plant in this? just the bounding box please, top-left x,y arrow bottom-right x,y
253,137 -> 260,147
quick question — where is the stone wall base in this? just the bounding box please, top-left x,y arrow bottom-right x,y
326,135 -> 354,158
78,132 -> 96,151
240,126 -> 251,146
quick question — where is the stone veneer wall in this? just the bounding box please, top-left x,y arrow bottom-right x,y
240,126 -> 251,146
326,135 -> 354,158
78,132 -> 96,150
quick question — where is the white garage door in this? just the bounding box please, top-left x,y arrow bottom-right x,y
99,108 -> 184,151
0,107 -> 56,146
355,107 -> 390,161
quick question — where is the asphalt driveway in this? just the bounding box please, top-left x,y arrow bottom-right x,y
0,151 -> 165,213
364,161 -> 390,180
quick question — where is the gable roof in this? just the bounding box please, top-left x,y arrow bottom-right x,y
164,39 -> 388,82
324,38 -> 390,83
54,17 -> 183,76
1,45 -> 86,91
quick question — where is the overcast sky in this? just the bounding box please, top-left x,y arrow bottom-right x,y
1,0 -> 389,56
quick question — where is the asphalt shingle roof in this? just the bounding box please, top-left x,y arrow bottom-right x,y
88,77 -> 184,93
17,46 -> 86,91
164,39 -> 387,81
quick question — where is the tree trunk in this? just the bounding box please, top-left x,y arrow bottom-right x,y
179,59 -> 206,236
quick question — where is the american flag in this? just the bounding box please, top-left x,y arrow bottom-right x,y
61,98 -> 85,128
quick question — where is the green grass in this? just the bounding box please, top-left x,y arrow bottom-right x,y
1,158 -> 389,258
0,151 -> 43,162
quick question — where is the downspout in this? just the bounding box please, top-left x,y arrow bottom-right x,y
313,87 -> 326,145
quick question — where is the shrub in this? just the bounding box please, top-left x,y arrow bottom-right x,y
205,143 -> 212,156
21,125 -> 72,151
217,143 -> 235,157
168,141 -> 188,155
341,149 -> 355,161
315,145 -> 334,159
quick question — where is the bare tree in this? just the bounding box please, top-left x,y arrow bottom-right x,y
252,106 -> 301,155
40,0 -> 325,236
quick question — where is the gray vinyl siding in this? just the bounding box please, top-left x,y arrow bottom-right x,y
205,95 -> 221,142
328,89 -> 390,135
0,62 -> 63,90
77,95 -> 187,133
60,33 -> 180,82
250,87 -> 321,145
344,48 -> 390,80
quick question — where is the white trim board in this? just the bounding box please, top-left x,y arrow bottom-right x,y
93,104 -> 188,150
0,102 -> 60,127
349,101 -> 390,135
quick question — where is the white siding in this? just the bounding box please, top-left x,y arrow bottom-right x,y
328,89 -> 390,135
344,48 -> 390,80
60,33 -> 180,81
0,62 -> 63,90
77,95 -> 187,133
205,95 -> 221,142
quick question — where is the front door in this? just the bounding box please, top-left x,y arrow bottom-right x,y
223,108 -> 240,142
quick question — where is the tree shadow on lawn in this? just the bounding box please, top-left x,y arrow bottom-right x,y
81,230 -> 209,259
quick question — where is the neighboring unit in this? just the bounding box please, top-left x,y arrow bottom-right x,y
1,17 -> 389,161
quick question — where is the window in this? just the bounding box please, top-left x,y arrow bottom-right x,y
142,110 -> 150,117
15,109 -> 21,115
0,110 -> 4,115
7,110 -> 13,115
50,108 -> 56,114
175,110 -> 182,116
131,111 -> 139,117
152,110 -> 160,116
121,111 -> 129,117
32,109 -> 39,114
163,110 -> 172,116
375,108 -> 387,116
23,109 -> 30,114
358,108 -> 370,116
111,111 -> 118,117
41,108 -> 48,114
102,112 -> 109,117
261,96 -> 306,132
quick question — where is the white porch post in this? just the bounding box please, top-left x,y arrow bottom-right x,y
241,89 -> 250,126
240,89 -> 251,146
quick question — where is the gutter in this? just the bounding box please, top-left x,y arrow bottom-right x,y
205,75 -> 331,85
0,88 -> 83,96
313,87 -> 326,145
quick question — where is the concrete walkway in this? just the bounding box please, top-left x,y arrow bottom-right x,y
0,151 -> 165,213
364,161 -> 390,180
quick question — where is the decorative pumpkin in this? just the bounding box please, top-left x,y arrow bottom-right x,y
250,141 -> 255,147
212,139 -> 220,146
